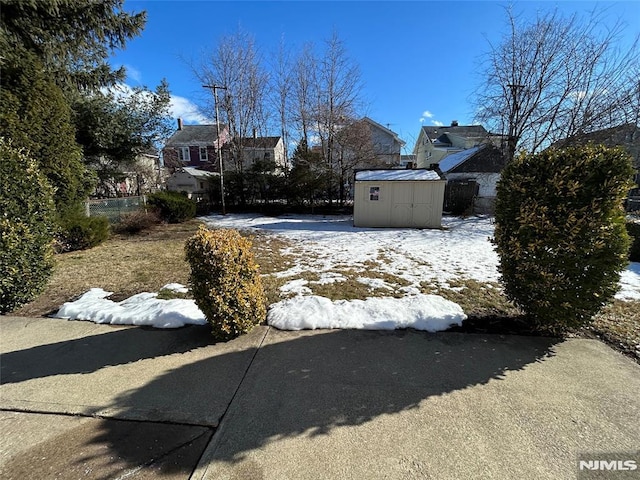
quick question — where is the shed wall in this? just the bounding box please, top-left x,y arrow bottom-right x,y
354,180 -> 445,228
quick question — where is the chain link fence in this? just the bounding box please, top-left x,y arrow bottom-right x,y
86,196 -> 147,222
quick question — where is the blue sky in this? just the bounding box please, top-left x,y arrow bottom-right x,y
111,0 -> 639,153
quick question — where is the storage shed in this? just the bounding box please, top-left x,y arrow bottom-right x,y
353,169 -> 446,228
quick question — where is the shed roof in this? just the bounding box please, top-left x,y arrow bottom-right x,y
355,169 -> 442,181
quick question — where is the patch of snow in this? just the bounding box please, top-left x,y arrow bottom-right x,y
313,272 -> 347,284
53,288 -> 206,329
357,277 -> 394,290
280,279 -> 312,296
161,283 -> 189,294
267,294 -> 466,331
616,262 -> 640,301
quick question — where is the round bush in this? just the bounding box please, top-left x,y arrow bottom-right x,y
57,213 -> 110,252
0,138 -> 56,313
494,144 -> 634,330
148,191 -> 196,223
185,227 -> 267,340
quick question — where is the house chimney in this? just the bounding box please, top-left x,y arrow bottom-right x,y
177,118 -> 183,130
451,120 -> 459,127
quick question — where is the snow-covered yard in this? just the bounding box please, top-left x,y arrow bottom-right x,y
54,213 -> 640,331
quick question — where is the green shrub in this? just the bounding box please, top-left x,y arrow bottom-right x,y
113,210 -> 162,235
57,213 -> 110,252
185,227 -> 267,341
494,144 -> 634,331
147,191 -> 196,223
627,220 -> 640,262
0,138 -> 56,313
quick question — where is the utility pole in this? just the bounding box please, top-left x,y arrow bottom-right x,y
203,84 -> 228,215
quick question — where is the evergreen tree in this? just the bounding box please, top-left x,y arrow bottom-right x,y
0,0 -> 146,90
0,138 -> 57,313
72,81 -> 173,196
0,53 -> 94,215
494,145 -> 634,330
288,139 -> 327,207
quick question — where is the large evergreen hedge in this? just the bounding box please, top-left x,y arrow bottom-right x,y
0,139 -> 57,313
494,144 -> 634,330
0,53 -> 94,217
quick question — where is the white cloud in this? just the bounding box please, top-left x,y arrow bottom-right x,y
124,64 -> 142,84
169,95 -> 211,124
419,110 -> 437,124
101,83 -> 211,125
432,120 -> 444,127
308,134 -> 321,147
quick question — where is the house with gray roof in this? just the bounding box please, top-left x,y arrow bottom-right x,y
236,135 -> 287,172
413,121 -> 503,169
162,118 -> 230,171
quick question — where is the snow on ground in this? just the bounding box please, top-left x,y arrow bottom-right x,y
54,213 -> 640,330
268,294 -> 466,331
53,286 -> 206,329
201,213 -> 501,290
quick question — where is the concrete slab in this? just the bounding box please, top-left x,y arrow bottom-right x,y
0,410 -> 212,479
1,317 -> 269,426
193,329 -> 640,480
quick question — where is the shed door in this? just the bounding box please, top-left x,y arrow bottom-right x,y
412,183 -> 436,226
391,184 -> 414,227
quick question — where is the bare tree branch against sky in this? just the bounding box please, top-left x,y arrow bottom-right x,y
111,1 -> 640,153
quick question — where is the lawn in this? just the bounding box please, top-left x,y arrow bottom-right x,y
11,214 -> 639,362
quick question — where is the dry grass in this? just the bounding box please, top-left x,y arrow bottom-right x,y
589,301 -> 640,361
425,279 -> 520,318
10,219 -> 639,362
12,220 -> 202,316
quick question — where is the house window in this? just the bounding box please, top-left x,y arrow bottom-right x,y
199,147 -> 208,162
264,152 -> 271,160
369,186 -> 380,201
200,182 -> 205,189
178,147 -> 190,162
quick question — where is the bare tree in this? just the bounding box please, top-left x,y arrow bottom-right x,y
195,29 -> 269,172
334,118 -> 379,205
314,31 -> 364,204
191,28 -> 270,205
292,42 -> 318,152
268,36 -> 294,168
475,6 -> 640,160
